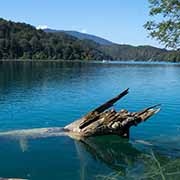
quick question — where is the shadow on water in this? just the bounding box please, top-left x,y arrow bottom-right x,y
76,136 -> 180,180
0,135 -> 179,180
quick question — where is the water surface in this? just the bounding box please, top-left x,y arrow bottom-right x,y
0,61 -> 180,179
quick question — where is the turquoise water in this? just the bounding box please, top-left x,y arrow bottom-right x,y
0,61 -> 180,179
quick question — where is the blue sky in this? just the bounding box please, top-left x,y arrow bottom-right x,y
0,0 -> 162,47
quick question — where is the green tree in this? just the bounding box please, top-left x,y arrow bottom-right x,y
19,39 -> 31,52
30,36 -> 42,53
9,38 -> 21,58
144,0 -> 180,49
0,50 -> 2,59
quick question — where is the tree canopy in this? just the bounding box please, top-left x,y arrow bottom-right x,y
144,0 -> 180,49
0,17 -> 179,62
0,18 -> 111,60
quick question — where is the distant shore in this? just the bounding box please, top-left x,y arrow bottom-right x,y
0,59 -> 180,65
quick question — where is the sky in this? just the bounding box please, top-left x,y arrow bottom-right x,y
0,0 -> 163,48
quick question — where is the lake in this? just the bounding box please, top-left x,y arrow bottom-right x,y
0,61 -> 180,180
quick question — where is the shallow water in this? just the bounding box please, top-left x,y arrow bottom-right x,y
0,61 -> 180,179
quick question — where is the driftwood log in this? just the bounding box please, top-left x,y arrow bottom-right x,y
0,89 -> 160,180
0,89 -> 160,140
65,88 -> 160,138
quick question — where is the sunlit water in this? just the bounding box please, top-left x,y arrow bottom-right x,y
0,61 -> 180,180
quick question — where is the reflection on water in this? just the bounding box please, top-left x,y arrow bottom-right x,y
0,135 -> 179,180
77,136 -> 180,180
0,61 -> 180,179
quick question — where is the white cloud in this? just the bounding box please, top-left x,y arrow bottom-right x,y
36,25 -> 48,30
80,29 -> 87,34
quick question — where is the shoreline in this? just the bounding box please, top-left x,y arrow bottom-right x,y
0,59 -> 180,65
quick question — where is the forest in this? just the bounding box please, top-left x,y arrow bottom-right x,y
0,18 -> 111,60
0,18 -> 179,62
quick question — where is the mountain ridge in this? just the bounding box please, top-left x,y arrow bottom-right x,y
44,28 -> 113,45
44,28 -> 167,50
0,18 -> 179,62
0,18 -> 111,60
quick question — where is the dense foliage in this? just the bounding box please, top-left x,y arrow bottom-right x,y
0,18 -> 111,60
100,44 -> 180,62
0,18 -> 179,62
144,0 -> 180,49
50,29 -> 180,62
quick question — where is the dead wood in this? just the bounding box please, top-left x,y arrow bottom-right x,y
64,89 -> 160,138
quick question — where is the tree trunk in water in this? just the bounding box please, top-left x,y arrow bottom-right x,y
65,89 -> 160,138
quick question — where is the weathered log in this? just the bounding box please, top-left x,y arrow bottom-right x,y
79,88 -> 129,129
64,89 -> 160,138
0,89 -> 160,140
92,88 -> 129,114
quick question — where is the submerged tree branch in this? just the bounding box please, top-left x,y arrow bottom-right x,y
65,89 -> 160,139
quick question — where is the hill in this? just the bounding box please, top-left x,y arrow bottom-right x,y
100,44 -> 180,62
0,18 -> 179,62
44,28 -> 180,62
0,18 -> 111,60
44,29 -> 113,45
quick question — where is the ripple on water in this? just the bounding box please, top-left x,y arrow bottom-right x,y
0,61 -> 180,179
